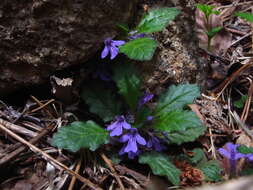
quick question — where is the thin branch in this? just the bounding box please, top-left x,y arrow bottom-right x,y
101,153 -> 125,190
0,123 -> 102,190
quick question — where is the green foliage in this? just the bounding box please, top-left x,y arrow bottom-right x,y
52,121 -> 109,152
81,85 -> 122,122
139,152 -> 181,185
196,4 -> 220,19
234,95 -> 247,109
166,119 -> 205,145
153,84 -> 204,144
184,148 -> 207,165
136,7 -> 180,33
113,63 -> 141,111
154,84 -> 200,114
237,145 -> 253,154
119,37 -> 157,61
198,160 -> 222,182
206,26 -> 222,39
154,110 -> 201,132
235,12 -> 253,23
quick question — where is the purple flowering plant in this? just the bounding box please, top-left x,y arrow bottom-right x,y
217,143 -> 253,178
99,7 -> 180,61
52,7 -> 214,186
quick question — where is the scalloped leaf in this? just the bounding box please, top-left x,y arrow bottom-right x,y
139,152 -> 181,185
113,63 -> 141,111
154,110 -> 205,145
52,121 -> 109,152
185,148 -> 207,165
81,84 -> 122,122
119,37 -> 157,61
198,160 -> 222,182
136,7 -> 180,33
155,84 -> 200,115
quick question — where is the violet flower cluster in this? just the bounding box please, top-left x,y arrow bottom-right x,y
101,33 -> 145,60
101,38 -> 125,60
218,142 -> 253,176
106,92 -> 165,159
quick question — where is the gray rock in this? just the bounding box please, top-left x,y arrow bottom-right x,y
0,0 -> 136,95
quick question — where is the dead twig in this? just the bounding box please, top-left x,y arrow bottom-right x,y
241,77 -> 253,122
0,123 -> 102,190
211,60 -> 253,99
0,123 -> 55,165
68,157 -> 82,190
30,99 -> 55,113
0,118 -> 37,137
231,111 -> 253,141
101,153 -> 125,190
30,96 -> 55,118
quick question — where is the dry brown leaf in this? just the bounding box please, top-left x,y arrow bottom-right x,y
195,8 -> 232,55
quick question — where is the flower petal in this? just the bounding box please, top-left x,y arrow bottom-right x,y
110,126 -> 123,136
246,154 -> 253,161
110,46 -> 119,59
235,153 -> 246,160
218,148 -> 231,159
112,40 -> 125,46
119,133 -> 131,143
101,46 -> 109,59
136,134 -> 146,145
107,122 -> 118,131
122,121 -> 131,129
124,138 -> 138,153
226,142 -> 237,151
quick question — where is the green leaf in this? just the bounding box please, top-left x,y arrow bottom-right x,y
167,124 -> 206,145
196,4 -> 220,19
186,148 -> 207,165
154,84 -> 200,115
237,145 -> 253,154
198,160 -> 222,182
136,7 -> 180,33
154,110 -> 201,132
52,121 -> 109,152
139,152 -> 181,185
206,27 -> 222,39
81,84 -> 122,122
113,63 -> 141,111
154,110 -> 205,144
234,95 -> 247,109
235,12 -> 253,23
119,37 -> 157,61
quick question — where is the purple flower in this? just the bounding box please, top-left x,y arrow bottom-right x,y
147,135 -> 166,151
119,128 -> 146,158
138,92 -> 154,109
107,116 -> 131,137
218,143 -> 245,161
101,38 -> 125,60
218,142 -> 246,176
146,116 -> 154,121
245,154 -> 253,161
129,33 -> 146,40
